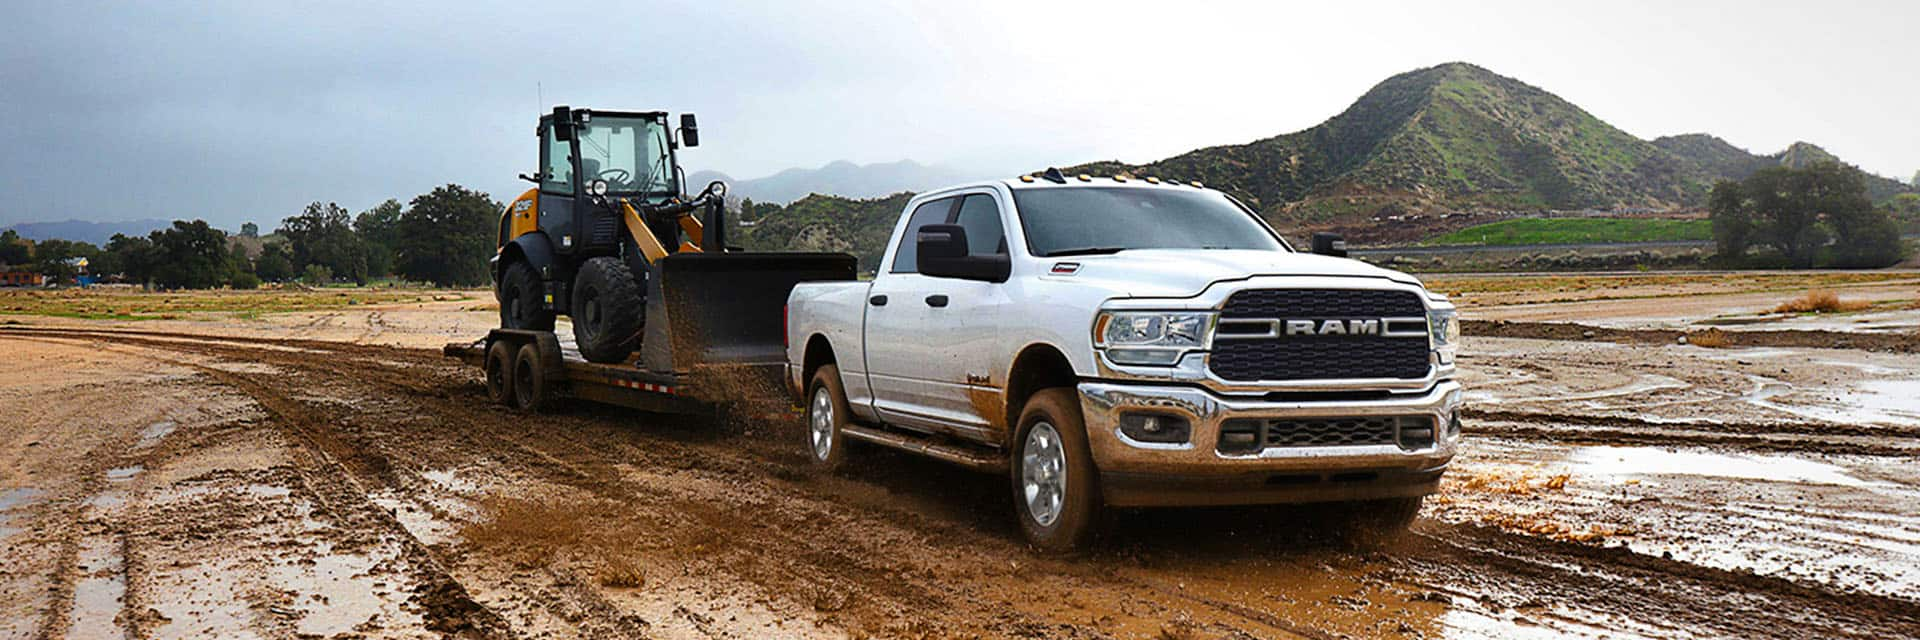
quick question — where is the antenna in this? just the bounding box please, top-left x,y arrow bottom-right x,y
537,82 -> 543,111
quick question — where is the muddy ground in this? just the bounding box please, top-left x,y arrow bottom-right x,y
1,275 -> 1917,639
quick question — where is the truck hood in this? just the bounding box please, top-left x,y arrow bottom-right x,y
1049,249 -> 1424,298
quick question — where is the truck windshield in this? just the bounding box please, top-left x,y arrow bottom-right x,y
576,116 -> 674,199
1011,187 -> 1286,257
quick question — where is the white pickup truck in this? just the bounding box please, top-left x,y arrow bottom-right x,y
785,172 -> 1463,550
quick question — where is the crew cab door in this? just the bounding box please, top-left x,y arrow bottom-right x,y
862,192 -> 1014,443
862,197 -> 962,431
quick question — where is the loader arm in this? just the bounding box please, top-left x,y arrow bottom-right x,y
618,199 -> 706,264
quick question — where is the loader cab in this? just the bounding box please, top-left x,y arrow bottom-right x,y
537,108 -> 684,257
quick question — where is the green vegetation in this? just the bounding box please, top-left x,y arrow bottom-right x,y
736,192 -> 915,272
1424,218 -> 1712,246
1710,162 -> 1904,268
0,288 -> 471,321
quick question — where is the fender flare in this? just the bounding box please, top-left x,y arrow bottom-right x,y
498,232 -> 556,281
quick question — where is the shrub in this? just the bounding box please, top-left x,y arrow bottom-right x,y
1772,290 -> 1871,314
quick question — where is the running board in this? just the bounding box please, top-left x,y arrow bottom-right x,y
841,424 -> 1007,473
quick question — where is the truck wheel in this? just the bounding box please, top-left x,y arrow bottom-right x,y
485,340 -> 516,405
499,261 -> 554,331
512,342 -> 551,412
571,257 -> 643,364
1011,388 -> 1100,552
805,365 -> 851,472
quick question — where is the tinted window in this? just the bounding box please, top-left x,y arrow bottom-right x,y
543,127 -> 573,193
889,198 -> 956,273
953,194 -> 1007,256
1011,187 -> 1285,257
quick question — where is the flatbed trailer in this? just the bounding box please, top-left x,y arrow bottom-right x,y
444,328 -> 787,416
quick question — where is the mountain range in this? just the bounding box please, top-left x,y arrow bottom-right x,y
1,218 -> 173,246
1068,62 -> 1911,228
690,159 -> 988,206
743,62 -> 1912,260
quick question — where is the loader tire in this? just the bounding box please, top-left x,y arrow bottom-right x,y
499,261 -> 554,332
571,257 -> 644,364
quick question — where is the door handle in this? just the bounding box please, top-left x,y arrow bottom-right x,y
925,294 -> 949,308
869,295 -> 888,306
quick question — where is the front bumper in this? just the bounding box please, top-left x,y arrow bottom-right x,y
1078,379 -> 1463,507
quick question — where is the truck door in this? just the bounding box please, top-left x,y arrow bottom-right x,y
920,192 -> 1015,443
863,197 -> 964,432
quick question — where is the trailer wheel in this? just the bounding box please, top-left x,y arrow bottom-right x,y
805,365 -> 851,472
485,340 -> 516,405
500,261 -> 554,331
1011,388 -> 1101,553
512,342 -> 551,412
572,257 -> 643,364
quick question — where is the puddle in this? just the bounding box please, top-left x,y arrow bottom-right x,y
0,487 -> 43,511
136,420 -> 177,449
268,543 -> 418,636
105,466 -> 144,483
1569,445 -> 1873,488
68,537 -> 129,638
1747,376 -> 1920,428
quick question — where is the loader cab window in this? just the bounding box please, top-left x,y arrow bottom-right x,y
576,116 -> 674,200
890,197 -> 958,274
542,126 -> 573,193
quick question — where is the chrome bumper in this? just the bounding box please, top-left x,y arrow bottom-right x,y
1077,380 -> 1462,505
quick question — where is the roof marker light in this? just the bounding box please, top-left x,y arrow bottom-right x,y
1145,176 -> 1161,184
1112,175 -> 1127,182
1077,174 -> 1092,182
1019,175 -> 1035,183
1189,181 -> 1204,188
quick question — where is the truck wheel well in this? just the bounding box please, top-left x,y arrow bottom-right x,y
803,335 -> 836,382
1004,344 -> 1077,444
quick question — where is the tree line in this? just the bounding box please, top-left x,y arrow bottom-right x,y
1709,162 -> 1910,268
0,184 -> 500,289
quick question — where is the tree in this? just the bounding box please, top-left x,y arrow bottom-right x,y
396,184 -> 499,286
1911,170 -> 1919,188
279,202 -> 369,284
255,242 -> 297,282
354,199 -> 403,279
148,221 -> 236,289
1709,162 -> 1903,268
0,230 -> 30,267
240,222 -> 259,238
33,239 -> 101,283
100,233 -> 157,284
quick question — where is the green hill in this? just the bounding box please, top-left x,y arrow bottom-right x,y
1424,218 -> 1711,246
736,192 -> 913,272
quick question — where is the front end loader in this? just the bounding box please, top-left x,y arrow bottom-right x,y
491,106 -> 853,371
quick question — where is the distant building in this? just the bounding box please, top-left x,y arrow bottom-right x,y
0,271 -> 46,287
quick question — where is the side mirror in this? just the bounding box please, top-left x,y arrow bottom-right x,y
551,106 -> 574,141
1311,232 -> 1347,257
917,224 -> 1010,282
679,113 -> 699,147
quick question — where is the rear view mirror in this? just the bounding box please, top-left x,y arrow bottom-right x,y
679,113 -> 700,147
551,106 -> 574,141
917,224 -> 1010,282
1311,232 -> 1347,257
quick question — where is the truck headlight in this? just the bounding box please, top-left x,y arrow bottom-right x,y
1094,311 -> 1215,366
1427,307 -> 1458,364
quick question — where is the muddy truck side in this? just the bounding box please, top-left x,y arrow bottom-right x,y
786,173 -> 1464,550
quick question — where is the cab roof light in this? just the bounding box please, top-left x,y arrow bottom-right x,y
1145,176 -> 1161,184
1189,181 -> 1204,188
1019,175 -> 1036,183
1112,174 -> 1127,183
1077,174 -> 1092,182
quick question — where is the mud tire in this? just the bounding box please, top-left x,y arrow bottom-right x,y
499,261 -> 554,332
1011,388 -> 1101,553
512,342 -> 551,412
805,365 -> 851,473
571,257 -> 644,364
484,340 -> 516,405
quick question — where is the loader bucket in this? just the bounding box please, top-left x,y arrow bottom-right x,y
640,252 -> 857,376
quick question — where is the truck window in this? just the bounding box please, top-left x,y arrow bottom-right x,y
889,197 -> 958,273
953,194 -> 1008,256
1012,187 -> 1285,257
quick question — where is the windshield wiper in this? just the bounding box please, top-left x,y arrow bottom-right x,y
1046,247 -> 1128,257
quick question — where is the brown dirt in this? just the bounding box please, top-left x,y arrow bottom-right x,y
1465,319 -> 1920,353
1,324 -> 1915,638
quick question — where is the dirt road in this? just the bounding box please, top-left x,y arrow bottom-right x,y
2,320 -> 1915,639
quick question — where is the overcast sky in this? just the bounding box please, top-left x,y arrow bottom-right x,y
2,0 -> 1914,229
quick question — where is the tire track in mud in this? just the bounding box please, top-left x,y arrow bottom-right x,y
8,326 -> 1920,639
18,334 -> 518,639
1464,408 -> 1920,457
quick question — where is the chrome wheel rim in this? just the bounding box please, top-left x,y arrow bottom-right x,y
1022,421 -> 1066,527
809,387 -> 834,461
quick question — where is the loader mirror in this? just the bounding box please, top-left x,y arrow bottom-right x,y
679,113 -> 699,147
918,224 -> 1010,282
551,106 -> 574,141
